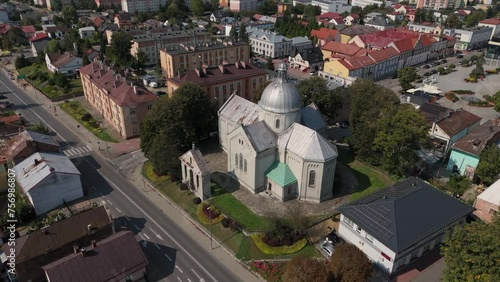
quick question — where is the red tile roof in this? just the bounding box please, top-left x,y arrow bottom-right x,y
451,120 -> 500,157
344,56 -> 375,70
337,59 -> 355,71
79,62 -> 159,107
29,33 -> 49,42
0,23 -> 11,35
92,17 -> 105,27
21,25 -> 35,34
316,12 -> 343,23
311,27 -> 338,41
436,109 -> 481,137
355,34 -> 396,49
42,231 -> 148,282
455,10 -> 468,16
350,14 -> 360,19
479,18 -> 500,25
322,41 -> 366,56
368,47 -> 399,62
390,37 -> 414,53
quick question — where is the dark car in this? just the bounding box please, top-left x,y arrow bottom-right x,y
155,91 -> 167,96
0,95 -> 6,100
430,69 -> 438,74
441,59 -> 447,64
422,64 -> 431,69
423,72 -> 431,76
432,61 -> 441,66
456,54 -> 464,59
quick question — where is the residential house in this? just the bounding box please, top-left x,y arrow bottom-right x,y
350,0 -> 384,8
453,9 -> 471,21
338,24 -> 379,43
180,146 -> 212,200
20,25 -> 36,38
343,13 -> 360,26
29,32 -> 50,57
0,7 -> 8,23
0,206 -> 114,282
408,22 -> 441,35
121,0 -> 168,13
310,27 -> 340,46
447,119 -> 500,178
478,18 -> 500,39
349,34 -> 397,50
80,62 -> 159,139
13,152 -> 83,215
474,179 -> 500,223
387,12 -> 404,23
114,12 -> 132,28
159,40 -> 250,78
338,177 -> 475,275
393,4 -> 413,15
292,37 -> 313,54
254,14 -> 277,24
407,11 -> 416,23
78,26 -> 95,39
0,130 -> 60,164
367,47 -> 400,79
247,27 -> 312,58
289,47 -> 324,72
321,41 -> 368,60
444,26 -> 493,50
44,25 -> 69,39
42,231 -> 148,282
210,10 -> 234,24
429,108 -> 482,157
45,51 -> 82,75
230,0 -> 258,11
316,12 -> 344,26
364,12 -> 384,22
365,17 -> 394,31
167,61 -> 267,107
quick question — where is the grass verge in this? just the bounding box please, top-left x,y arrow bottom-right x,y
17,65 -> 83,98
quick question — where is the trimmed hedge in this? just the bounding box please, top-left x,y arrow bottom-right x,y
197,202 -> 225,225
451,90 -> 475,94
251,233 -> 307,255
469,101 -> 493,107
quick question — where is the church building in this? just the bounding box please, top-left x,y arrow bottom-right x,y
218,63 -> 338,203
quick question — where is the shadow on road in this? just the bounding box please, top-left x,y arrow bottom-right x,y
72,155 -> 113,200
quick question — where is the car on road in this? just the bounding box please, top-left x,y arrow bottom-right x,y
456,54 -> 464,59
423,71 -> 431,76
441,59 -> 447,64
422,64 -> 431,69
430,69 -> 438,74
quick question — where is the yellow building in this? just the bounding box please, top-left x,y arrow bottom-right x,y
159,41 -> 250,78
79,62 -> 158,139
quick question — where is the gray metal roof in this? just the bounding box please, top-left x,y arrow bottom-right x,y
278,123 -> 337,162
13,152 -> 80,193
247,27 -> 289,44
179,148 -> 211,176
218,94 -> 260,126
301,103 -> 327,131
24,130 -> 59,147
243,121 -> 277,153
258,63 -> 303,114
337,177 -> 475,253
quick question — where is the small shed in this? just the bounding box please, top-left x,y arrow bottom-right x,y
179,145 -> 212,200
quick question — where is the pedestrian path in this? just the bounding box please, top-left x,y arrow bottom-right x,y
63,145 -> 93,157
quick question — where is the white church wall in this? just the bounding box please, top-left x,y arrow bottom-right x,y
259,111 -> 301,134
300,161 -> 324,203
219,118 -> 238,152
228,128 -> 258,192
285,150 -> 305,196
320,159 -> 336,202
255,149 -> 276,192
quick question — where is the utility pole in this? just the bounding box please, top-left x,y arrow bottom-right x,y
207,206 -> 213,250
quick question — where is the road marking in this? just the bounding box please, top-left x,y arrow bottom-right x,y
187,279 -> 192,282
99,174 -> 219,282
149,228 -> 164,241
177,277 -> 182,282
165,254 -> 172,261
115,207 -> 122,213
139,233 -> 145,241
99,192 -> 104,197
143,233 -> 150,240
74,147 -> 83,154
154,243 -> 161,249
133,224 -> 140,231
191,269 -> 201,279
175,266 -> 183,273
106,200 -> 113,205
125,216 -> 131,221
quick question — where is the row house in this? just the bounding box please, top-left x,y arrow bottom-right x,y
79,62 -> 159,139
444,26 -> 493,50
338,24 -> 379,43
310,27 -> 341,46
321,41 -> 368,60
167,61 -> 267,108
478,18 -> 500,39
159,40 -> 250,78
247,27 -> 312,58
316,12 -> 344,26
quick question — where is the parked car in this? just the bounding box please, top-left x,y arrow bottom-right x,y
441,59 -> 447,64
0,94 -> 6,100
423,72 -> 431,76
149,81 -> 158,88
457,54 -> 464,59
431,61 -> 441,67
155,91 -> 166,96
422,64 -> 431,69
321,241 -> 334,257
309,70 -> 318,75
430,69 -> 438,74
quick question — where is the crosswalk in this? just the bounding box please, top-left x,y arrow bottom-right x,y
63,145 -> 93,157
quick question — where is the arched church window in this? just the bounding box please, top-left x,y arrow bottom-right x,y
308,170 -> 316,187
275,119 -> 280,129
184,165 -> 187,177
196,175 -> 199,188
235,154 -> 238,168
239,153 -> 243,169
244,160 -> 247,173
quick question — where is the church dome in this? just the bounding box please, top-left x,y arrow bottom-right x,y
258,63 -> 303,114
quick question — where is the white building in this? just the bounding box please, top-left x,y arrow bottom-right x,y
13,152 -> 83,215
121,0 -> 168,13
45,52 -> 82,75
218,64 -> 337,203
247,27 -> 312,58
338,177 -> 475,275
230,0 -> 258,12
351,0 -> 385,8
179,145 -> 212,200
407,23 -> 440,35
478,18 -> 500,39
444,26 -> 493,50
311,0 -> 352,14
78,26 -> 95,39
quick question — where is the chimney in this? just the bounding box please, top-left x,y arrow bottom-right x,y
87,224 -> 93,232
80,247 -> 87,257
34,159 -> 40,165
73,244 -> 79,253
91,240 -> 97,248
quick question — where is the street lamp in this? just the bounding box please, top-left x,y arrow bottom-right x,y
206,206 -> 213,250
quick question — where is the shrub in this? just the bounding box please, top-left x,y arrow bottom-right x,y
449,64 -> 456,69
229,220 -> 242,231
192,197 -> 202,205
197,202 -> 224,225
252,233 -> 307,255
484,95 -> 494,102
451,90 -> 474,94
445,92 -> 459,102
221,218 -> 230,228
180,182 -> 188,190
469,101 -> 493,107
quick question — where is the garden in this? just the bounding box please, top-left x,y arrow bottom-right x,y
59,101 -> 116,142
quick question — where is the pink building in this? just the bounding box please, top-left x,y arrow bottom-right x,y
230,0 -> 258,12
474,179 -> 500,223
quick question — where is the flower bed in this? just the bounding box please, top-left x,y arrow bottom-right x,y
464,76 -> 478,83
251,233 -> 307,255
485,69 -> 498,74
197,202 -> 225,225
451,90 -> 475,95
249,261 -> 287,282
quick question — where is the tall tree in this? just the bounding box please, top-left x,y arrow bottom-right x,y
329,243 -> 373,282
266,57 -> 275,71
442,218 -> 500,282
397,66 -> 418,94
191,0 -> 205,17
82,53 -> 90,66
494,91 -> 500,112
2,27 -> 26,50
444,14 -> 463,29
465,10 -> 486,27
61,5 -> 77,25
140,83 -> 216,178
46,39 -> 60,53
238,24 -> 249,42
109,31 -> 133,67
283,256 -> 329,282
298,76 -> 342,123
373,104 -> 429,177
475,146 -> 500,185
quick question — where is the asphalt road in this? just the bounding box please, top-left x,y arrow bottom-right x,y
0,70 -> 243,282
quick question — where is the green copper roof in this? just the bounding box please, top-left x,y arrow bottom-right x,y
265,161 -> 297,187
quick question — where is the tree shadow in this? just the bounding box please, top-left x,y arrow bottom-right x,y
113,216 -> 147,235
199,136 -> 223,155
211,171 -> 240,195
331,147 -> 372,199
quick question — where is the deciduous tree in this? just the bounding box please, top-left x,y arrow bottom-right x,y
298,76 -> 342,123
397,66 -> 418,94
329,243 -> 373,282
444,14 -> 463,29
191,0 -> 205,17
266,57 -> 275,71
61,5 -> 77,25
109,31 -> 133,67
283,256 -> 329,282
442,218 -> 500,282
46,39 -> 60,53
82,53 -> 90,66
475,145 -> 500,185
465,10 -> 486,27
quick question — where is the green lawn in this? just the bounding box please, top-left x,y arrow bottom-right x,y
18,64 -> 83,99
337,147 -> 393,202
59,101 -> 117,142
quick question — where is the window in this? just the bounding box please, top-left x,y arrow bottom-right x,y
147,105 -> 152,110
308,170 -> 316,187
235,154 -> 238,168
244,160 -> 247,173
366,233 -> 374,242
239,153 -> 243,169
343,217 -> 353,227
196,175 -> 199,188
130,109 -> 136,115
356,226 -> 362,233
275,119 -> 280,129
184,165 -> 187,177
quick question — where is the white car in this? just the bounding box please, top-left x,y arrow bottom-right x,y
149,81 -> 158,88
320,240 -> 334,257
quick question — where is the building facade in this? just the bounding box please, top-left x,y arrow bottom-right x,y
121,0 -> 168,13
229,0 -> 258,11
311,0 -> 352,14
474,179 -> 500,223
167,61 -> 267,107
45,52 -> 82,75
351,0 -> 384,8
444,26 -> 493,51
79,62 -> 158,139
247,27 -> 312,58
159,40 -> 250,78
416,0 -> 461,10
179,146 -> 212,200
